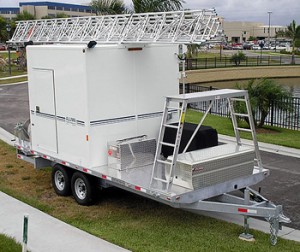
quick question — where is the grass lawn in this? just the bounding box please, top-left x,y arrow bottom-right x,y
0,76 -> 27,85
0,234 -> 22,252
0,51 -> 27,81
186,109 -> 300,149
1,138 -> 300,251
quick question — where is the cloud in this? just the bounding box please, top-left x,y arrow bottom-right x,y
2,0 -> 299,25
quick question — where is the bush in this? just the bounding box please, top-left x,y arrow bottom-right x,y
230,51 -> 246,66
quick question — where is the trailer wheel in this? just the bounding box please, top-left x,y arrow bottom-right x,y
51,165 -> 72,196
71,172 -> 95,206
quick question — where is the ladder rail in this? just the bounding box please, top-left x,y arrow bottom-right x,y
227,98 -> 242,146
228,95 -> 263,170
150,99 -> 187,192
150,99 -> 170,185
9,9 -> 223,45
244,93 -> 263,170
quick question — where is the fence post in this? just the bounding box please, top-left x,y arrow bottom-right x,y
280,56 -> 282,66
214,57 -> 217,68
22,214 -> 29,252
205,58 -> 207,69
225,56 -> 227,67
270,100 -> 274,126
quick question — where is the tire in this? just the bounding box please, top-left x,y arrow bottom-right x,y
51,164 -> 72,196
71,172 -> 95,206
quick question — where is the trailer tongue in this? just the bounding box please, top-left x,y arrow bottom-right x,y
11,9 -> 290,245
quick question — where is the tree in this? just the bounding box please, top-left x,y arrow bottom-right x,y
230,51 -> 246,66
286,20 -> 300,53
15,11 -> 35,21
90,0 -> 127,15
42,13 -> 69,19
132,0 -> 184,13
0,16 -> 8,42
276,20 -> 300,64
236,79 -> 292,128
90,0 -> 184,15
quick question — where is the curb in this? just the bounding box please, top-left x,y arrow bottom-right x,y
0,127 -> 15,146
219,134 -> 300,158
0,74 -> 27,81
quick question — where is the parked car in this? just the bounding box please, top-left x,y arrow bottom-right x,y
243,43 -> 252,50
0,44 -> 7,51
275,45 -> 287,51
232,44 -> 243,50
252,45 -> 261,50
223,44 -> 233,50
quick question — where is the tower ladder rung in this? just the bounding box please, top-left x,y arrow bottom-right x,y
230,98 -> 246,102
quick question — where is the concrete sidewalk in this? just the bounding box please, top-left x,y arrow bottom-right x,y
219,134 -> 300,158
0,192 -> 130,252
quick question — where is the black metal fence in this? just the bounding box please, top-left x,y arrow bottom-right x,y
181,83 -> 300,130
183,55 -> 299,70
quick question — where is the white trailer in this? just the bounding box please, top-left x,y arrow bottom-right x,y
11,10 -> 290,245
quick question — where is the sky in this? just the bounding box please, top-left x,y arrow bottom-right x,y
1,0 -> 299,26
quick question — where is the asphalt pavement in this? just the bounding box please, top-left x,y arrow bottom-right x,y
0,82 -> 300,250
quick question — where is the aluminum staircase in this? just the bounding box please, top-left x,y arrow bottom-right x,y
150,98 -> 187,191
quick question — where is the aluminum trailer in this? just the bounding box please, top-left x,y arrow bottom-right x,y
11,10 -> 290,245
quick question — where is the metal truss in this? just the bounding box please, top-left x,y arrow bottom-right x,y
9,9 -> 222,45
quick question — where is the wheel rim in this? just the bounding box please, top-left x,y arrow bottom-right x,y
54,170 -> 65,191
74,178 -> 86,200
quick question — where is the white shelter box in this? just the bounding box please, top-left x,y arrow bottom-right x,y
27,44 -> 179,168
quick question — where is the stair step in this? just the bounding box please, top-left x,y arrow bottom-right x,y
157,159 -> 172,165
233,113 -> 249,117
163,124 -> 179,129
237,127 -> 252,132
160,141 -> 176,147
152,177 -> 169,183
167,106 -> 181,111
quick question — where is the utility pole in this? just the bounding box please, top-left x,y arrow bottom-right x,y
267,11 -> 272,48
6,23 -> 12,76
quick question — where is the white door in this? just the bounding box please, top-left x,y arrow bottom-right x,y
30,69 -> 58,153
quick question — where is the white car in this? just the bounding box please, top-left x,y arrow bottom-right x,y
252,45 -> 261,50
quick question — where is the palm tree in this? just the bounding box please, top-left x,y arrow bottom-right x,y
286,20 -> 300,53
236,79 -> 292,128
132,0 -> 184,13
90,0 -> 127,15
276,20 -> 300,64
90,0 -> 184,15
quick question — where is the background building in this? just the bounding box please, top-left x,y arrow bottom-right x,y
0,1 -> 95,20
0,7 -> 20,20
223,21 -> 286,43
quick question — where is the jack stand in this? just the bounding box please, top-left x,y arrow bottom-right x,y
239,188 -> 255,242
239,216 -> 255,242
